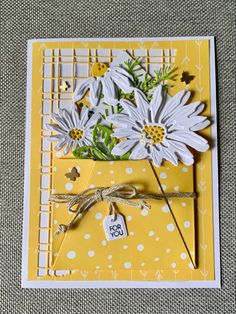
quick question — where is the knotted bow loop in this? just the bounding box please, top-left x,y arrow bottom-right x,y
95,189 -> 104,202
49,184 -> 196,235
67,187 -> 97,213
95,184 -> 138,200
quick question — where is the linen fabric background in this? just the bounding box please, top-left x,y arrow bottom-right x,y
0,0 -> 235,313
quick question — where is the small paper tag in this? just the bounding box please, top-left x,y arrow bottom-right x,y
103,214 -> 128,241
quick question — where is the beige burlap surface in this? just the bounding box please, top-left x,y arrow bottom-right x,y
1,1 -> 235,313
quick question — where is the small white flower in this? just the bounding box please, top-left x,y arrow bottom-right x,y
107,85 -> 210,166
46,105 -> 99,155
73,66 -> 134,107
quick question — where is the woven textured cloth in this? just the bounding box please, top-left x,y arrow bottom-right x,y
1,0 -> 235,313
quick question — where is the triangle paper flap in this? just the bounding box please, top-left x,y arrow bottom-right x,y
52,160 -> 196,271
51,159 -> 95,266
152,163 -> 196,267
166,200 -> 196,268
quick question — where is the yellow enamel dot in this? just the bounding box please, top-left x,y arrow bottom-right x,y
143,125 -> 165,144
92,62 -> 108,77
69,129 -> 83,140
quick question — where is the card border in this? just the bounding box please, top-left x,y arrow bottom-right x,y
22,36 -> 220,288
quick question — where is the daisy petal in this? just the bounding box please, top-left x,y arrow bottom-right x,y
46,124 -> 67,135
182,116 -> 209,129
113,128 -> 140,139
73,78 -> 95,102
60,109 -> 74,129
129,143 -> 149,159
190,118 -> 210,131
111,140 -> 138,156
167,131 -> 209,152
173,101 -> 202,118
79,106 -> 89,126
189,102 -> 206,116
134,89 -> 149,118
71,105 -> 80,127
111,72 -> 134,94
169,141 -> 194,165
82,137 -> 93,146
90,79 -> 102,107
85,112 -> 100,128
63,141 -> 73,155
168,116 -> 210,132
107,114 -> 137,127
47,134 -> 65,142
159,144 -> 178,166
159,90 -> 191,123
51,113 -> 70,131
151,146 -> 162,167
149,85 -> 165,123
102,73 -> 118,105
165,102 -> 207,126
184,101 -> 203,117
111,66 -> 134,82
54,138 -> 68,151
72,139 -> 78,151
120,99 -> 143,121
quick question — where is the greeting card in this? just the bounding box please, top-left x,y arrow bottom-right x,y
22,37 -> 220,288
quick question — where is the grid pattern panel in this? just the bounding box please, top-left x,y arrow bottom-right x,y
38,48 -> 176,277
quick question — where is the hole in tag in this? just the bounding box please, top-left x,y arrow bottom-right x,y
111,213 -> 117,222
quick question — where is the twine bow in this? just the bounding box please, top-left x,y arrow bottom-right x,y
49,184 -> 196,235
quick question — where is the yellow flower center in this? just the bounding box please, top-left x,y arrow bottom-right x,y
69,128 -> 83,140
92,62 -> 108,77
143,124 -> 165,144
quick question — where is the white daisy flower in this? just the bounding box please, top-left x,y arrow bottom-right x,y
107,85 -> 210,166
73,66 -> 134,107
46,106 -> 99,155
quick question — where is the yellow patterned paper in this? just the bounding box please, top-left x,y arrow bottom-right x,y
51,160 -> 195,272
26,39 -> 214,282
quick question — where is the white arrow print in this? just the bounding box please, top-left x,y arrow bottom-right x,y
195,64 -> 203,71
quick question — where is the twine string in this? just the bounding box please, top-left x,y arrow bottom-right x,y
49,183 -> 196,235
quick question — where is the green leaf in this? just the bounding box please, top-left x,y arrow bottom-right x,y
140,66 -> 178,97
73,124 -> 131,161
123,57 -> 142,74
119,151 -> 131,160
93,124 -> 112,147
73,146 -> 108,160
92,124 -> 117,158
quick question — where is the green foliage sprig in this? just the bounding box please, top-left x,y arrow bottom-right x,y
122,57 -> 143,88
121,58 -> 177,101
142,66 -> 177,93
99,102 -> 123,121
73,124 -> 130,161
